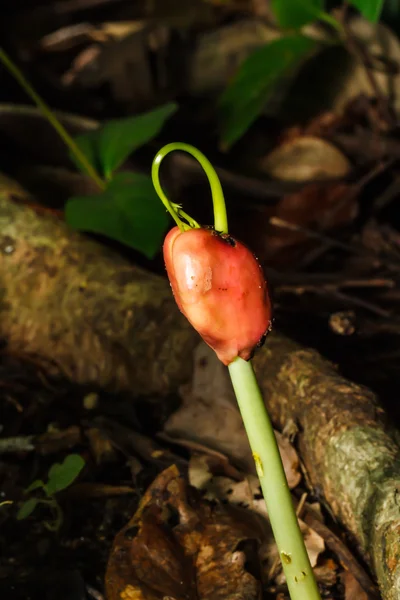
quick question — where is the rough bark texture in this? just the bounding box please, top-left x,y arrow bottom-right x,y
1,193 -> 400,599
0,192 -> 197,395
252,338 -> 400,600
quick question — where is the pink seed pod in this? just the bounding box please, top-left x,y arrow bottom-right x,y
163,226 -> 272,365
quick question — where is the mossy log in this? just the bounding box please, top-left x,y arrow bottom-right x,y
252,340 -> 400,600
0,190 -> 197,395
1,191 -> 400,599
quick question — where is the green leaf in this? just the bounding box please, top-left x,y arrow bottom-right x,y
271,0 -> 324,28
24,479 -> 45,494
17,498 -> 39,520
65,172 -> 169,258
73,103 -> 177,179
348,0 -> 384,22
45,454 -> 85,496
219,35 -> 316,149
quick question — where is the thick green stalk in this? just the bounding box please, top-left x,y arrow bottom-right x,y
0,47 -> 105,190
228,357 -> 321,600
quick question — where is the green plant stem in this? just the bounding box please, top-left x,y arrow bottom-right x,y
0,47 -> 105,191
152,143 -> 228,233
228,357 -> 321,600
152,142 -> 320,599
39,498 -> 64,532
317,10 -> 344,34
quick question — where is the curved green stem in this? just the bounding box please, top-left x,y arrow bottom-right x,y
151,143 -> 228,233
317,10 -> 344,34
37,498 -> 64,532
154,141 -> 320,599
228,358 -> 321,600
0,47 -> 105,191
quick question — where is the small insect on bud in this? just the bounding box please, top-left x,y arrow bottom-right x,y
163,226 -> 272,366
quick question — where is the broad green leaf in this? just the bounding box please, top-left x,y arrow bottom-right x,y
348,0 -> 384,22
24,479 -> 45,494
219,35 -> 316,149
73,103 -> 177,179
45,454 -> 85,496
65,172 -> 169,258
272,0 -> 324,28
17,498 -> 39,520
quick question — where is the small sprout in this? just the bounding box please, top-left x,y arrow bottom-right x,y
44,454 -> 85,496
17,454 -> 85,531
152,143 -> 322,600
17,497 -> 39,520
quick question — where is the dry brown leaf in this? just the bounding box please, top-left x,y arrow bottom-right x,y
64,482 -> 135,499
55,21 -> 169,108
86,427 -> 117,465
333,16 -> 400,117
229,178 -> 358,269
36,425 -> 82,455
164,343 -> 301,487
0,172 -> 33,204
189,457 -> 265,514
164,343 -> 253,472
188,19 -> 279,95
261,182 -> 358,265
260,136 -> 351,182
160,437 -> 242,480
301,522 -> 326,569
341,569 -> 369,600
313,558 -> 338,588
40,21 -> 148,52
188,456 -> 325,582
105,465 -> 263,600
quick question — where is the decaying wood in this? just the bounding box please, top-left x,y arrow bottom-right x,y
252,339 -> 400,600
0,190 -> 197,395
1,191 -> 400,599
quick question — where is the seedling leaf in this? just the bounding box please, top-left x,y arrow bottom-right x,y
65,172 -> 169,258
271,0 -> 324,29
348,0 -> 384,22
219,35 -> 316,149
45,454 -> 85,496
73,103 -> 177,179
17,498 -> 39,520
24,479 -> 45,494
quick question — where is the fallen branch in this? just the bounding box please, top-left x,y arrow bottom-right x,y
1,191 -> 399,599
253,338 -> 400,600
0,190 -> 197,395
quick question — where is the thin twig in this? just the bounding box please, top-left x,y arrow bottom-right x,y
371,175 -> 400,213
339,17 -> 394,128
0,436 -> 35,454
326,289 -> 392,318
277,277 -> 394,294
303,504 -> 380,600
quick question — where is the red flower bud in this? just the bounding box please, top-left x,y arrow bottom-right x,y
164,226 -> 272,365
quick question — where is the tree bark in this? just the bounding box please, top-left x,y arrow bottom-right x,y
0,190 -> 197,396
1,191 -> 400,599
252,337 -> 400,600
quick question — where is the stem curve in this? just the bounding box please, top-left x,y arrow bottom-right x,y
151,143 -> 228,233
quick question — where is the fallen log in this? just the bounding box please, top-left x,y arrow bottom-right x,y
252,339 -> 400,600
1,188 -> 400,599
0,186 -> 197,395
